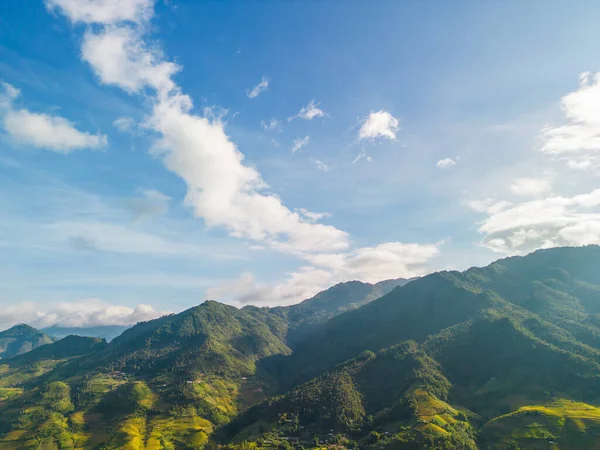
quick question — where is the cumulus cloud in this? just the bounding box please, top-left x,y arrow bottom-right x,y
468,189 -> 600,253
437,158 -> 456,169
247,76 -> 269,98
0,82 -> 107,153
309,157 -> 329,172
0,299 -> 167,331
45,0 -> 153,24
510,177 -> 551,197
359,110 -> 399,141
48,0 -> 442,307
291,136 -> 309,153
288,100 -> 326,121
49,1 -> 349,256
540,71 -> 600,169
207,241 -> 440,306
82,26 -> 180,94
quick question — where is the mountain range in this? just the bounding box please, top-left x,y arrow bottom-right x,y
1,247 -> 600,449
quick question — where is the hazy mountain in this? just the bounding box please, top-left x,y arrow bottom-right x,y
247,277 -> 413,346
7,335 -> 109,366
0,323 -> 53,359
43,325 -> 131,342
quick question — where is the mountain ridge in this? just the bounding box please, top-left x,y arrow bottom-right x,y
2,246 -> 600,449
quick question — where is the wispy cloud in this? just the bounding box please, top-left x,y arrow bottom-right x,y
247,76 -> 270,98
113,115 -> 136,133
291,136 -> 309,153
127,189 -> 170,220
310,157 -> 329,171
510,177 -> 551,197
288,99 -> 326,121
260,118 -> 281,132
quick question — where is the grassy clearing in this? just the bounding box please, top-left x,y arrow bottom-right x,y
482,399 -> 600,449
0,387 -> 23,402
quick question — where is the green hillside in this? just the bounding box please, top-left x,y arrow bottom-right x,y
109,300 -> 291,378
222,341 -> 477,449
246,278 -> 412,346
0,325 -> 54,360
284,246 -> 600,385
2,247 -> 600,449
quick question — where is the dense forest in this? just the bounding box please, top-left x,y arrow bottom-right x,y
2,246 -> 600,449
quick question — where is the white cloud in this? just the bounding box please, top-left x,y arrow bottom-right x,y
310,157 -> 329,172
540,71 -> 600,169
359,110 -> 399,141
247,76 -> 269,99
0,82 -> 107,153
470,189 -> 600,253
0,81 -> 19,108
45,0 -> 153,24
260,118 -> 281,132
0,298 -> 167,330
4,110 -> 107,152
291,136 -> 309,153
467,198 -> 513,215
294,208 -> 331,223
48,0 -> 441,307
113,116 -> 136,133
207,241 -> 440,306
48,2 -> 350,256
82,26 -> 180,94
288,100 -> 326,121
510,177 -> 551,197
437,158 -> 456,169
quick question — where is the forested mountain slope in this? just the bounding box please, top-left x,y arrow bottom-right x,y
1,247 -> 600,449
0,324 -> 54,360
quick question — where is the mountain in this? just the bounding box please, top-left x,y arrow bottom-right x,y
109,300 -> 291,378
222,341 -> 478,449
8,335 -> 109,365
2,246 -> 600,449
0,324 -> 53,359
282,246 -> 600,385
43,325 -> 131,342
247,277 -> 413,346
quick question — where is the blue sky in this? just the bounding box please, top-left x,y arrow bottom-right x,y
1,0 -> 600,329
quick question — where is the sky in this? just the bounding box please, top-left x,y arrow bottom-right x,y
1,0 -> 600,330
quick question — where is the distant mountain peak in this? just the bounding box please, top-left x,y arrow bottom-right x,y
0,323 -> 53,359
